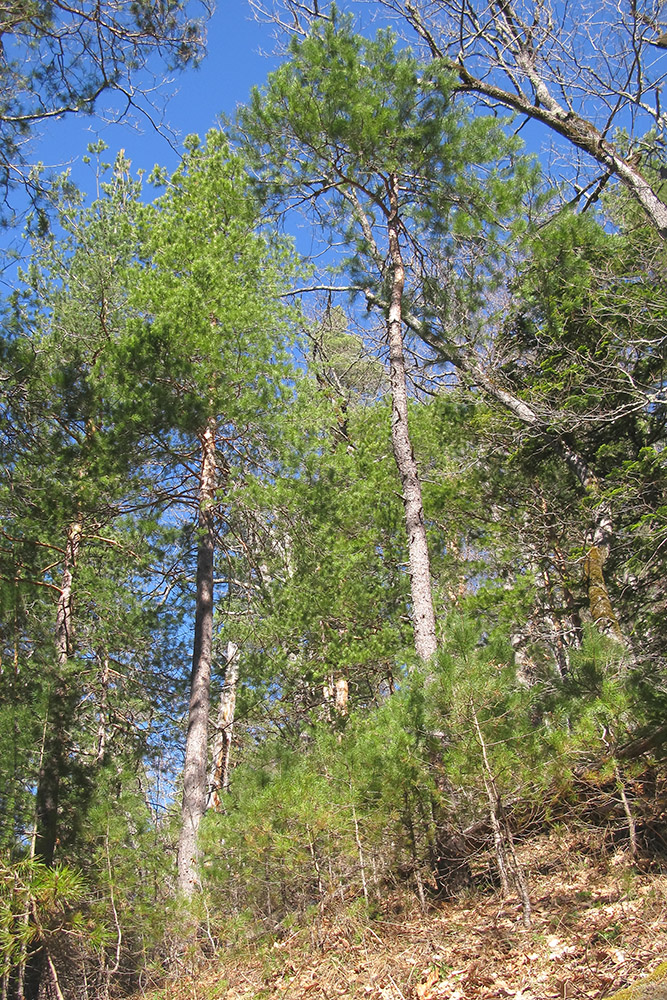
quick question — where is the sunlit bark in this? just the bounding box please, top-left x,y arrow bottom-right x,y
24,520 -> 82,1000
367,290 -> 627,644
387,174 -> 438,663
208,641 -> 240,810
178,415 -> 217,896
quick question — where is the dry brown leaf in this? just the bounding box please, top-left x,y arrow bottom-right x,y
414,967 -> 439,1000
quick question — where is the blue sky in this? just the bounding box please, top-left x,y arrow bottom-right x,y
13,1 -> 662,221
29,4 -> 282,199
15,1 -> 554,227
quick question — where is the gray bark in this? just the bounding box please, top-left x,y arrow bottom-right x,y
455,66 -> 667,239
34,519 -> 82,868
25,520 -> 82,1000
334,184 -> 438,661
387,173 -> 438,663
373,293 -> 626,645
178,416 -> 217,896
208,641 -> 240,810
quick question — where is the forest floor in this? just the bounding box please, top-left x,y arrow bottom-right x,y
138,828 -> 667,1000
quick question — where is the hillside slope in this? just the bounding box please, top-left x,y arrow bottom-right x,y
136,828 -> 666,1000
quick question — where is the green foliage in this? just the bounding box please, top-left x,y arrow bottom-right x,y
1,5 -> 666,991
199,680 -> 437,924
112,131 -> 299,448
312,306 -> 385,397
71,765 -> 179,975
238,15 -> 538,300
224,395 -> 410,712
0,131 -> 302,985
496,196 -> 667,666
0,857 -> 87,978
198,604 -> 651,934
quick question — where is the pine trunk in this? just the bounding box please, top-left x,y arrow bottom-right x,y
178,416 -> 217,896
24,521 -> 82,1000
386,173 -> 438,663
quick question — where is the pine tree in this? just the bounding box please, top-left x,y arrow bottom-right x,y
0,149 -> 200,994
116,131 -> 300,896
237,19 -> 532,662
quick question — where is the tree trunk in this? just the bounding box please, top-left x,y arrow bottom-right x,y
208,641 -> 240,810
401,0 -> 667,239
34,520 -> 82,867
386,173 -> 438,663
551,442 -> 624,644
376,293 -> 627,646
471,699 -> 531,928
96,654 -> 111,764
24,520 -> 82,1000
584,545 -> 621,640
178,416 -> 217,896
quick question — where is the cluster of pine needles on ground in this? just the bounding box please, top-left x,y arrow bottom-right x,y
134,825 -> 667,1000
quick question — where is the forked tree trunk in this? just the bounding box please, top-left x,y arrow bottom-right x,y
178,416 -> 217,896
386,173 -> 438,663
208,641 -> 240,810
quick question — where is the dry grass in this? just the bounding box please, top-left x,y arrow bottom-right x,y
130,828 -> 667,1000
